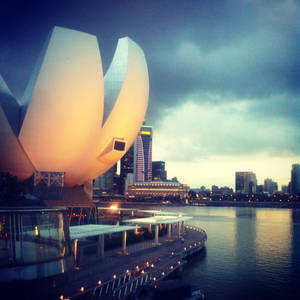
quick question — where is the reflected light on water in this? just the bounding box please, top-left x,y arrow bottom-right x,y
151,205 -> 299,300
255,209 -> 292,278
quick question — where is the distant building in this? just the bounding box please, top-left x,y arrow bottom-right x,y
119,145 -> 134,194
112,172 -> 120,195
126,181 -> 189,199
235,172 -> 257,194
93,164 -> 117,196
171,177 -> 179,183
152,161 -> 167,181
211,185 -> 219,193
200,186 -> 207,192
134,125 -> 152,182
281,185 -> 289,194
219,186 -> 233,195
124,173 -> 135,195
211,185 -> 233,195
291,164 -> 300,194
256,185 -> 264,194
264,178 -> 278,195
121,145 -> 134,177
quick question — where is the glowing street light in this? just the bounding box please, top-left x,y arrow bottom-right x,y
110,205 -> 118,211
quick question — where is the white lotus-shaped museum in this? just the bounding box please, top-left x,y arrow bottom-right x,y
0,26 -> 149,186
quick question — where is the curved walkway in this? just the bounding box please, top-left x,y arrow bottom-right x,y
61,226 -> 207,299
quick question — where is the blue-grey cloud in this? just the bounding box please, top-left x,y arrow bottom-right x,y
147,0 -> 300,122
0,0 -> 299,159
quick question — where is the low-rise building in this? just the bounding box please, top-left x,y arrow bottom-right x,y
126,181 -> 189,199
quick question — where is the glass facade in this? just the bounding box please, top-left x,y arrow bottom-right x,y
119,145 -> 134,194
291,164 -> 300,194
135,125 -> 152,182
152,161 -> 167,181
235,172 -> 257,194
93,164 -> 117,196
0,209 -> 71,267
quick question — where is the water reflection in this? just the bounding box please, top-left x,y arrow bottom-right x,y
255,209 -> 292,298
232,208 -> 257,298
292,209 -> 300,223
292,209 -> 300,293
235,207 -> 257,218
156,206 -> 298,300
255,209 -> 292,261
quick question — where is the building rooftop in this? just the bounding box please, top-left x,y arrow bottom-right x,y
69,224 -> 138,239
123,215 -> 192,225
129,181 -> 183,186
136,209 -> 179,216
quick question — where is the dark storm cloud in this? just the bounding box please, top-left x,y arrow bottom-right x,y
146,0 -> 300,125
0,1 -> 299,149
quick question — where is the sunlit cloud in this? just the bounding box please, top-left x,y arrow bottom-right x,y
153,100 -> 300,188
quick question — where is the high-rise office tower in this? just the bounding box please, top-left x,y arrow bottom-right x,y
134,125 -> 152,182
119,145 -> 134,194
121,146 -> 134,175
291,164 -> 300,194
256,185 -> 264,194
263,178 -> 278,195
235,171 -> 257,194
281,185 -> 288,194
152,161 -> 167,181
93,164 -> 117,196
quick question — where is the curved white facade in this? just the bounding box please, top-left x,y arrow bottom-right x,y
0,26 -> 149,186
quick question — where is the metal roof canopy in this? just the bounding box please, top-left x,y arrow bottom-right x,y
69,224 -> 138,239
123,215 -> 192,225
136,209 -> 180,216
97,207 -> 185,216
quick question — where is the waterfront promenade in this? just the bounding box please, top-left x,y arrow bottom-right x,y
61,226 -> 207,299
96,199 -> 300,209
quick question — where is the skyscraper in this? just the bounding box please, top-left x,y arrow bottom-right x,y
263,178 -> 278,195
235,171 -> 257,194
93,164 -> 117,196
119,145 -> 134,194
134,125 -> 152,182
291,164 -> 300,195
152,161 -> 167,181
121,146 -> 134,175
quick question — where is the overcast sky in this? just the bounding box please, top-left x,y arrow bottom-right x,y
1,0 -> 299,189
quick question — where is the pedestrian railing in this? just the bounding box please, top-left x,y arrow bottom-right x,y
67,225 -> 207,300
91,272 -> 132,299
112,272 -> 150,299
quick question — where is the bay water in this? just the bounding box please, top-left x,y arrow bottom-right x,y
153,206 -> 300,300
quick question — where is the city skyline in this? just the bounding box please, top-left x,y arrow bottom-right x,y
1,1 -> 299,189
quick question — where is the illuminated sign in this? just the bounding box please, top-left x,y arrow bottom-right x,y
141,131 -> 151,135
